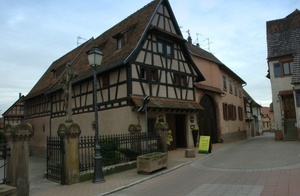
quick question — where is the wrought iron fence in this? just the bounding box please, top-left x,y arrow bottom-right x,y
0,140 -> 9,184
46,137 -> 65,184
79,132 -> 162,172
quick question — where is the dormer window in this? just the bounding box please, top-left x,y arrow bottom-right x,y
117,37 -> 122,50
113,32 -> 123,50
113,23 -> 137,51
51,69 -> 57,80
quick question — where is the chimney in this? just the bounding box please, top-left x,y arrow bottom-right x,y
19,92 -> 22,98
187,35 -> 192,44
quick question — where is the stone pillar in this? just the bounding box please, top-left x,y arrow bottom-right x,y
4,123 -> 33,196
154,116 -> 169,153
57,121 -> 81,185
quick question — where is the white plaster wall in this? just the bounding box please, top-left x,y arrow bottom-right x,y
269,60 -> 293,131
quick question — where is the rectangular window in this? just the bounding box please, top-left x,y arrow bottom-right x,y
174,74 -> 187,87
222,75 -> 227,91
157,39 -> 173,58
157,41 -> 163,54
273,62 -> 281,77
282,62 -> 293,75
141,67 -> 158,82
151,70 -> 158,82
234,82 -> 237,96
233,105 -> 237,120
229,78 -> 233,94
141,67 -> 147,80
166,43 -> 173,57
223,103 -> 228,121
238,106 -> 243,121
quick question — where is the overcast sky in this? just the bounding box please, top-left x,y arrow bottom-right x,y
1,0 -> 299,116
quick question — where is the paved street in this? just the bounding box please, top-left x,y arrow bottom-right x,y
2,132 -> 300,196
109,132 -> 300,196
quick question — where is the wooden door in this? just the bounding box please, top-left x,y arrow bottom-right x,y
283,95 -> 296,119
198,95 -> 218,143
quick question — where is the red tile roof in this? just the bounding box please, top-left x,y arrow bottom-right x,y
186,42 -> 246,84
26,0 -> 161,99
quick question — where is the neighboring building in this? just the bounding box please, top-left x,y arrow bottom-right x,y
261,106 -> 274,133
0,118 -> 3,132
186,38 -> 247,143
2,94 -> 25,127
23,0 -> 205,157
244,90 -> 262,136
266,9 -> 300,140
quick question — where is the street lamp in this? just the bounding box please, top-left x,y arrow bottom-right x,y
88,47 -> 105,183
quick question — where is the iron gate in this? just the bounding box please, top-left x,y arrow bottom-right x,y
46,137 -> 65,184
0,141 -> 9,184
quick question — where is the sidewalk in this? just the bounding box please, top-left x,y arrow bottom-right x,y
29,143 -> 230,196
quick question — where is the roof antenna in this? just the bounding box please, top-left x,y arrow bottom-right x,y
203,38 -> 212,52
195,33 -> 202,47
77,35 -> 87,46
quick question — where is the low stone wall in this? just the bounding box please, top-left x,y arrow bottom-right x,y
79,161 -> 137,182
220,130 -> 247,143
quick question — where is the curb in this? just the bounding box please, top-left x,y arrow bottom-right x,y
99,161 -> 191,196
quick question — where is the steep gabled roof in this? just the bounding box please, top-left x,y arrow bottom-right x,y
26,0 -> 162,99
26,0 -> 204,100
2,95 -> 25,116
186,42 -> 246,84
243,89 -> 261,108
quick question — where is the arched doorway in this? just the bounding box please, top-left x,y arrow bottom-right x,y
198,94 -> 218,143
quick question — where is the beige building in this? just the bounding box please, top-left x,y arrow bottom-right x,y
261,106 -> 274,133
186,38 -> 247,143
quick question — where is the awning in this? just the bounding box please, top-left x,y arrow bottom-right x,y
130,95 -> 203,112
194,83 -> 224,94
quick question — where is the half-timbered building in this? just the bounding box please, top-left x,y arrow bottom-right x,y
186,37 -> 247,143
2,94 -> 25,127
24,0 -> 205,157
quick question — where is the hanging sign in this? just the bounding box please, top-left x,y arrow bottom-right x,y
198,135 -> 210,153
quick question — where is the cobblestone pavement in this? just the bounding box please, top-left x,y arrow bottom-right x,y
109,132 -> 300,196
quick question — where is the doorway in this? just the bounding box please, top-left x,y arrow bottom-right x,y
198,94 -> 218,143
166,114 -> 186,150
